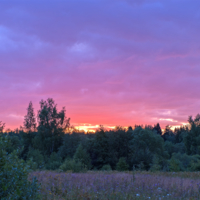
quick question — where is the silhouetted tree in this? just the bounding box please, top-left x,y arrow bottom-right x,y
162,125 -> 175,142
24,101 -> 36,132
184,115 -> 200,155
89,128 -> 109,169
58,132 -> 83,159
153,123 -> 162,135
34,98 -> 70,155
129,127 -> 164,170
128,126 -> 133,131
0,121 -> 5,134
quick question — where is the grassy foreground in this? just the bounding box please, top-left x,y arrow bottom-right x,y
30,171 -> 200,200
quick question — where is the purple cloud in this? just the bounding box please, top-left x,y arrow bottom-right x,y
0,0 -> 200,130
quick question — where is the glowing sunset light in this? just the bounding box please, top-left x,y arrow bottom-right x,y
158,118 -> 178,123
72,124 -> 117,133
0,0 -> 200,131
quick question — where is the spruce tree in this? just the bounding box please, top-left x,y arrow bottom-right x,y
0,121 -> 5,134
24,101 -> 36,132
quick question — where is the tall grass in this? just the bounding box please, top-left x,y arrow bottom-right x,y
29,171 -> 200,200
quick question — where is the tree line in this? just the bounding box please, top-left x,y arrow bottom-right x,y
1,98 -> 200,173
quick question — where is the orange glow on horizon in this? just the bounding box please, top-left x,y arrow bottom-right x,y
73,123 -> 189,133
73,124 -> 117,133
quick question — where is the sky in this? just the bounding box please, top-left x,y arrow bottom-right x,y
0,0 -> 200,131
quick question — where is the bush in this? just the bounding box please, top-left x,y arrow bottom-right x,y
73,143 -> 91,170
0,136 -> 40,200
169,156 -> 181,172
27,148 -> 45,169
116,157 -> 129,171
46,152 -> 62,170
150,156 -> 162,172
60,159 -> 87,173
101,164 -> 112,171
169,153 -> 200,171
26,158 -> 38,171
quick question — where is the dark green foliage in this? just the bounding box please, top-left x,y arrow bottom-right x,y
0,121 -> 5,133
0,134 -> 22,154
20,131 -> 37,160
58,132 -> 83,159
169,153 -> 200,171
73,143 -> 91,170
0,136 -> 40,200
59,159 -> 86,173
162,125 -> 176,142
26,158 -> 37,171
116,157 -> 129,171
24,101 -> 36,132
164,141 -> 186,158
130,127 -> 164,170
88,128 -> 109,169
27,148 -> 45,169
150,155 -> 162,172
169,156 -> 181,172
35,98 -> 70,155
190,155 -> 200,171
106,128 -> 132,169
46,152 -> 62,170
153,123 -> 162,135
3,98 -> 200,174
101,164 -> 112,171
184,115 -> 200,155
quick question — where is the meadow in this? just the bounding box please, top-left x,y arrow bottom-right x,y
30,171 -> 200,200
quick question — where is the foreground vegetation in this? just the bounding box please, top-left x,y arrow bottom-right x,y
31,171 -> 200,200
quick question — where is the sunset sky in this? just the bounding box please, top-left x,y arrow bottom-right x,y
1,0 -> 200,131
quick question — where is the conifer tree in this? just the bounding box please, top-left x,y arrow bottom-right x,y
0,121 -> 5,134
24,101 -> 36,132
153,123 -> 162,135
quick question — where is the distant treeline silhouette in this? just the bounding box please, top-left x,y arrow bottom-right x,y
1,98 -> 200,172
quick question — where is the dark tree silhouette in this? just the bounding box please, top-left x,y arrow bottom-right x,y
24,101 -> 36,132
153,123 -> 162,135
0,121 -> 5,133
35,98 -> 70,155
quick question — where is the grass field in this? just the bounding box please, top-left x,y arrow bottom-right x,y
30,171 -> 200,200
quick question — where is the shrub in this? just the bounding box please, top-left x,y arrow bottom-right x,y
0,136 -> 40,200
73,143 -> 91,170
116,157 -> 129,171
188,155 -> 200,171
169,156 -> 181,172
101,164 -> 112,171
169,153 -> 200,171
46,152 -> 62,170
26,158 -> 38,171
150,156 -> 162,172
60,159 -> 87,173
27,147 -> 45,169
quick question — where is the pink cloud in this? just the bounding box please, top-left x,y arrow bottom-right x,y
0,0 -> 200,130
